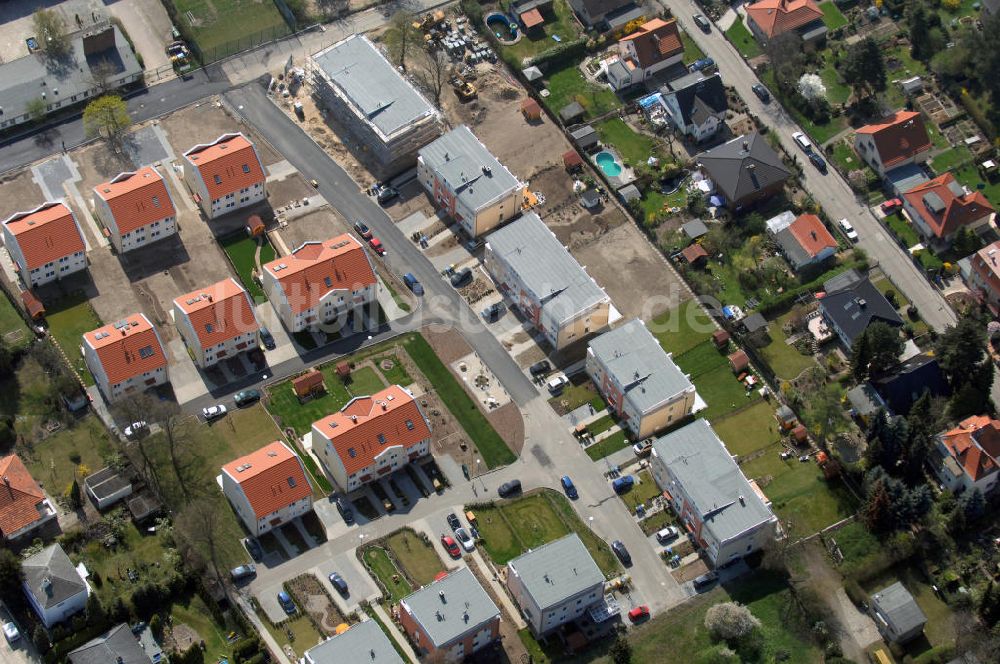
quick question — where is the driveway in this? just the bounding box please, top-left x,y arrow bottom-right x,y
0,602 -> 41,664
315,551 -> 379,614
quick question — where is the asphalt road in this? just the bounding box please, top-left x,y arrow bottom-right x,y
660,0 -> 958,333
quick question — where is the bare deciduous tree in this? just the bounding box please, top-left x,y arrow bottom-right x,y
414,49 -> 451,107
383,11 -> 420,72
177,498 -> 226,587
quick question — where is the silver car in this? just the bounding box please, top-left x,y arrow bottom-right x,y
202,404 -> 228,420
455,527 -> 476,552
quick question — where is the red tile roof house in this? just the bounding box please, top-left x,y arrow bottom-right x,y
768,213 -> 838,271
398,567 -> 501,662
931,415 -> 1000,495
901,173 -> 995,249
745,0 -> 827,46
853,111 -> 933,178
172,277 -> 260,368
83,313 -> 168,403
967,240 -> 1000,315
311,385 -> 431,492
262,234 -> 377,334
2,202 -> 87,288
221,440 -> 313,537
182,133 -> 266,220
92,167 -> 177,254
606,18 -> 685,91
0,454 -> 58,545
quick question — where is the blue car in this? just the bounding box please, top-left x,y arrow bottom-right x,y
561,476 -> 578,499
612,475 -> 635,494
277,591 -> 297,615
689,57 -> 715,73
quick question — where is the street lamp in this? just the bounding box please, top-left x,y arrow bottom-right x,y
476,458 -> 486,491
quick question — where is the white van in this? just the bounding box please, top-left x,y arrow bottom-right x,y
792,132 -> 812,153
546,375 -> 569,394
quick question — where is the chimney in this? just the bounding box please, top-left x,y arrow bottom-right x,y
351,415 -> 358,423
742,140 -> 749,152
42,577 -> 53,596
381,401 -> 387,411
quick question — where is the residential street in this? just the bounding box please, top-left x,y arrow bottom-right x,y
659,0 -> 958,334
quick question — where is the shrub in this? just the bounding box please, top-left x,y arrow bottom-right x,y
844,578 -> 867,606
705,602 -> 761,641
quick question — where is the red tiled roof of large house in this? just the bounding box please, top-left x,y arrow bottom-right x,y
173,277 -> 258,350
2,202 -> 85,270
0,455 -> 48,538
903,173 -> 995,239
263,235 -> 376,314
856,111 -> 932,169
939,415 -> 1000,481
746,0 -> 823,39
621,18 -> 683,69
221,441 -> 311,519
313,385 -> 432,476
83,313 -> 167,386
184,133 -> 265,201
93,167 -> 176,235
788,213 -> 837,258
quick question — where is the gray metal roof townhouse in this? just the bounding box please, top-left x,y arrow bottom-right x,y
870,582 -> 927,644
304,619 -> 405,664
398,567 -> 500,662
417,125 -> 524,238
0,25 -> 142,130
68,623 -> 158,664
586,319 -> 699,439
311,35 -> 442,179
506,534 -> 606,635
649,419 -> 778,566
485,212 -> 611,350
696,132 -> 791,209
22,543 -> 90,628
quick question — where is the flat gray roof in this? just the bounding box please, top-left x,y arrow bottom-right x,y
304,620 -> 404,664
507,534 -> 605,611
313,35 -> 437,140
419,125 -> 522,213
652,419 -> 775,544
589,319 -> 694,416
871,582 -> 926,635
400,567 -> 499,648
487,212 -> 609,324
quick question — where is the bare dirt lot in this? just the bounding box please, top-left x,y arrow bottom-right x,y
276,205 -> 352,252
0,171 -> 45,221
159,99 -> 282,167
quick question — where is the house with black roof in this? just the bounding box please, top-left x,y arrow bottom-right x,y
818,270 -> 903,348
695,133 -> 791,209
661,73 -> 728,142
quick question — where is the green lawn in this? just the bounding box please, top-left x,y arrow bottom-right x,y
759,310 -> 818,380
619,469 -> 661,513
830,138 -> 860,173
262,612 -> 323,659
741,443 -> 859,538
345,365 -> 387,396
266,365 -> 353,435
650,300 -> 716,356
220,233 -> 275,303
818,50 -> 852,106
170,594 -> 232,660
619,572 -> 823,664
953,163 -> 1000,208
549,381 -> 605,414
831,521 -> 882,570
44,292 -> 102,385
0,293 -> 31,351
23,414 -> 115,496
725,19 -> 763,58
760,69 -> 849,145
542,64 -> 620,120
363,546 -> 413,603
692,364 -> 759,421
385,529 -> 445,586
173,0 -> 290,58
585,430 -> 629,460
818,1 -> 848,30
673,339 -> 728,377
882,45 -> 930,110
596,118 -> 664,168
930,145 -> 973,175
638,186 -> 687,227
77,520 -> 180,606
885,211 -> 922,248
712,401 -> 782,457
379,355 -> 413,387
498,0 -> 581,66
587,414 -> 616,435
872,276 -> 929,337
680,29 -> 705,66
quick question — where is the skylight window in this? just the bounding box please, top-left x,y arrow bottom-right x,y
138,345 -> 154,359
214,174 -> 222,185
377,434 -> 386,444
287,476 -> 296,488
242,164 -> 251,174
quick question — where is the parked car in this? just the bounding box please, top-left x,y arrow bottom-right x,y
632,440 -> 652,457
498,479 -> 522,498
259,327 -> 276,350
751,83 -> 770,103
655,526 -> 680,544
693,14 -> 711,32
481,301 -> 505,321
838,218 -> 859,242
244,537 -> 263,561
377,185 -> 399,205
310,179 -> 319,188
446,512 -> 461,531
234,389 -> 261,407
3,621 -> 20,643
792,131 -> 813,153
546,375 -> 569,394
403,272 -> 424,295
612,475 -> 635,494
202,404 -> 227,421
809,152 -> 828,173
328,572 -> 349,596
880,198 -> 903,214
354,221 -> 373,239
693,571 -> 719,590
561,475 -> 578,499
628,605 -> 650,622
368,237 -> 386,256
124,421 -> 148,438
529,360 -> 551,377
611,540 -> 632,566
441,534 -> 462,558
230,564 -> 256,582
689,57 -> 715,72
334,495 -> 354,524
450,267 -> 473,288
455,527 -> 475,552
277,590 -> 297,614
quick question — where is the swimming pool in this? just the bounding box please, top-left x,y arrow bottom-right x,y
595,151 -> 623,178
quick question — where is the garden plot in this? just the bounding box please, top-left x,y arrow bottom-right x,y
287,573 -> 348,636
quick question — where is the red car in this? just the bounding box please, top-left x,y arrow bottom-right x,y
441,535 -> 461,559
628,605 -> 650,622
880,198 -> 903,214
368,237 -> 385,256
